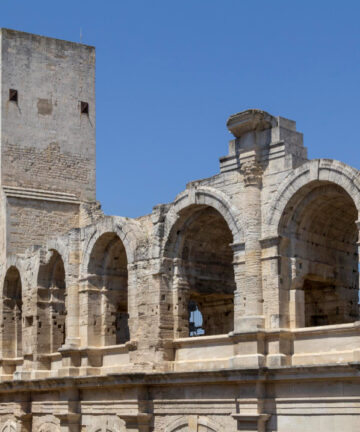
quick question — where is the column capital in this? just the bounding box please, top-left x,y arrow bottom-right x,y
241,159 -> 263,187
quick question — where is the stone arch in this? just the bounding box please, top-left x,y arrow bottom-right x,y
43,237 -> 70,280
264,159 -> 360,238
87,231 -> 129,345
1,420 -> 17,432
164,416 -> 223,432
163,186 -> 244,250
162,187 -> 238,338
81,216 -> 144,277
36,249 -> 66,355
38,421 -> 60,432
2,266 -> 22,358
80,217 -> 144,346
270,160 -> 360,327
87,416 -> 126,432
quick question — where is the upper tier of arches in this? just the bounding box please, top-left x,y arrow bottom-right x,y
1,159 -> 359,363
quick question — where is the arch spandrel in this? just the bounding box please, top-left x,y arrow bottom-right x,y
263,159 -> 360,238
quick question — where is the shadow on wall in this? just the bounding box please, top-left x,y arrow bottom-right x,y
165,204 -> 236,338
279,181 -> 359,328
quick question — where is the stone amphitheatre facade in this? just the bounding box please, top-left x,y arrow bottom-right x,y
0,28 -> 359,432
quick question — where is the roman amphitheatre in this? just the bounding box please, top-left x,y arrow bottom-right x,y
0,28 -> 359,432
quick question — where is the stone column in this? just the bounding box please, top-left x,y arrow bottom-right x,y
172,259 -> 190,339
65,282 -> 80,347
14,400 -> 32,432
78,276 -> 102,346
260,236 -> 287,329
232,242 -> 245,333
64,232 -> 82,349
237,160 -> 265,331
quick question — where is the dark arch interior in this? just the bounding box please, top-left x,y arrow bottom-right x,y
279,182 -> 359,327
3,266 -> 22,358
167,205 -> 235,337
37,251 -> 66,353
88,233 -> 129,345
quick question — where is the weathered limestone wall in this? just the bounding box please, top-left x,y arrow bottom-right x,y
5,197 -> 79,255
0,28 -> 95,200
0,29 -> 97,259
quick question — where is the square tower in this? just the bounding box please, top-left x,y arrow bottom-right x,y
0,29 -> 96,257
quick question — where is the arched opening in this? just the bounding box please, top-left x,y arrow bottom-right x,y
88,233 -> 129,345
165,205 -> 235,337
1,422 -> 17,432
37,251 -> 66,353
279,181 -> 359,327
2,266 -> 22,358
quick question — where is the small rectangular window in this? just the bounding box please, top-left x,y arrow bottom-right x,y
9,89 -> 18,102
80,101 -> 89,115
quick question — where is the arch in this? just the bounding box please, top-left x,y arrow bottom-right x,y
1,420 -> 17,432
36,249 -> 66,355
264,159 -> 360,238
81,216 -> 145,277
164,416 -> 223,432
163,195 -> 236,338
276,176 -> 359,327
85,231 -> 130,346
2,266 -> 22,358
162,186 -> 244,252
38,422 -> 60,432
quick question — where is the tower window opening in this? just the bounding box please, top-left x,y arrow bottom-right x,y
9,89 -> 18,102
80,101 -> 89,114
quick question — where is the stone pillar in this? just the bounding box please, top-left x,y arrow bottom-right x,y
238,160 -> 264,330
121,414 -> 152,432
127,264 -> 138,342
14,400 -> 32,432
232,242 -> 245,333
260,236 -> 286,329
172,259 -> 190,339
78,276 -> 102,346
289,289 -> 305,328
64,234 -> 82,348
57,414 -> 80,432
57,389 -> 81,432
18,414 -> 32,432
65,282 -> 80,347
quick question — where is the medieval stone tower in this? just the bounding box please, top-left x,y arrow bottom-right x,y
0,28 -> 96,259
0,28 -> 359,432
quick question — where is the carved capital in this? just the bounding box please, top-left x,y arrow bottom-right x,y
241,160 -> 263,186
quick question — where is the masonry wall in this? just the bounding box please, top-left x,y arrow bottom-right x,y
5,197 -> 79,255
0,28 -> 96,201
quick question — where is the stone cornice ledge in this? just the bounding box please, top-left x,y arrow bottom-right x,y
0,364 -> 359,393
226,109 -> 277,138
2,185 -> 80,204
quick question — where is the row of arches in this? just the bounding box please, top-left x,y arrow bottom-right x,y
2,166 -> 360,359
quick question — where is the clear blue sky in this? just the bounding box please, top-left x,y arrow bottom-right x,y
1,1 -> 360,217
